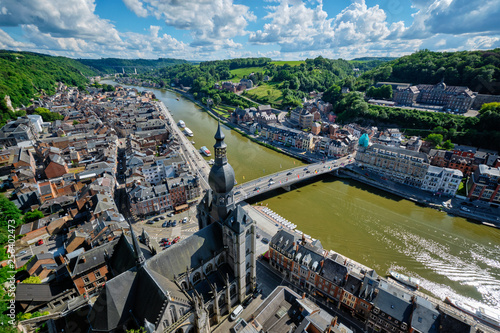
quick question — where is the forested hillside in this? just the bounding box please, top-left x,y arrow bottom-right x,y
356,49 -> 500,94
78,57 -> 191,74
0,51 -> 95,108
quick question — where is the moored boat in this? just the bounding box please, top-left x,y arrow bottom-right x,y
183,127 -> 193,137
177,120 -> 186,128
388,271 -> 420,289
445,297 -> 500,328
200,146 -> 211,157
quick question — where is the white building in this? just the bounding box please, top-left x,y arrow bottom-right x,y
421,166 -> 463,195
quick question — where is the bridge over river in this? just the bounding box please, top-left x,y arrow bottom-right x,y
233,155 -> 354,202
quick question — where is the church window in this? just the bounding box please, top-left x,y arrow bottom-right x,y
217,255 -> 225,266
206,263 -> 213,274
192,272 -> 201,284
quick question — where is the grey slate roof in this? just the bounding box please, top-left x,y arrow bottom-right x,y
320,257 -> 348,283
15,283 -> 70,302
373,281 -> 412,324
146,222 -> 224,279
411,296 -> 439,333
69,240 -> 117,277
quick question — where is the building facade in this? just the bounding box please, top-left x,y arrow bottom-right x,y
356,144 -> 429,188
468,165 -> 500,204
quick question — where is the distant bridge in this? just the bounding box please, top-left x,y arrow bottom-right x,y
233,156 -> 353,202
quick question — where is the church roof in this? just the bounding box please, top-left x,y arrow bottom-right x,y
146,222 -> 224,279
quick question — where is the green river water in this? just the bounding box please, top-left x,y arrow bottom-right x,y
103,81 -> 500,308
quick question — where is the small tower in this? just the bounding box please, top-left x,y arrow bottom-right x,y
198,121 -> 236,229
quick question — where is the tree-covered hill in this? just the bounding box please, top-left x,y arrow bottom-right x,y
78,57 -> 193,74
0,50 -> 96,109
356,49 -> 500,94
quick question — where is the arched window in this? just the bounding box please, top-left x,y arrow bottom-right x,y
192,272 -> 201,285
217,254 -> 225,266
181,281 -> 188,290
205,263 -> 213,275
246,272 -> 251,286
246,262 -> 250,270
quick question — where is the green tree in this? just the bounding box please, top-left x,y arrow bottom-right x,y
33,107 -> 64,122
23,210 -> 44,223
213,94 -> 221,106
73,120 -> 79,125
441,139 -> 454,150
425,133 -> 443,146
22,276 -> 41,284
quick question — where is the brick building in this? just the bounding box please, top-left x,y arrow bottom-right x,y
468,165 -> 500,204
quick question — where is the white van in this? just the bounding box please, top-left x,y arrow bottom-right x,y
230,305 -> 243,321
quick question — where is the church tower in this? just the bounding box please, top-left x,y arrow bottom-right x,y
196,121 -> 257,302
198,121 -> 236,229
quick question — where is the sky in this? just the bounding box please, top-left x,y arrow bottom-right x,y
0,0 -> 499,61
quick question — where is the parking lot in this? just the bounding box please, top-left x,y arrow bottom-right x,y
132,207 -> 200,252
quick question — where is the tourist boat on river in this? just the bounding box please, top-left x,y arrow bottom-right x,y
388,271 -> 420,289
183,127 -> 193,137
445,297 -> 500,328
177,120 -> 186,128
200,146 -> 211,157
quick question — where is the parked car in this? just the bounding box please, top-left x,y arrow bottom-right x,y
182,217 -> 188,223
172,220 -> 177,227
166,221 -> 172,227
287,172 -> 292,176
256,233 -> 261,239
146,220 -> 155,224
269,181 -> 275,185
234,191 -> 241,195
161,238 -> 170,242
162,222 -> 167,227
261,238 -> 269,244
17,250 -> 27,256
460,206 -> 471,212
36,239 -> 44,246
242,297 -> 253,307
254,187 -> 260,191
167,212 -> 174,217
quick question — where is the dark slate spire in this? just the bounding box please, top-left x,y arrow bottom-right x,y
213,120 -> 228,165
127,219 -> 145,267
208,121 -> 235,194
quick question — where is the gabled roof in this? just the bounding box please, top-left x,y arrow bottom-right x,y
69,239 -> 117,277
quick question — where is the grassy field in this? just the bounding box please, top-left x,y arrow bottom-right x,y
229,66 -> 266,82
212,105 -> 232,118
245,82 -> 283,105
270,60 -> 305,66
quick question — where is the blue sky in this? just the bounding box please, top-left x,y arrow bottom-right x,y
0,0 -> 499,60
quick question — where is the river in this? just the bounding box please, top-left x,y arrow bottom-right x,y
102,80 -> 500,309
